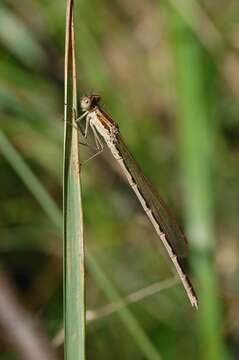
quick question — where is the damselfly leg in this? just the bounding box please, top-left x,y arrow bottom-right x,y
65,119 -> 96,150
71,110 -> 103,165
80,122 -> 104,166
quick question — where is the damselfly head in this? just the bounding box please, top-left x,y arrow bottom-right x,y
80,94 -> 101,111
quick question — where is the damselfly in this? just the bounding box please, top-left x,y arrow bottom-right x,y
77,94 -> 198,309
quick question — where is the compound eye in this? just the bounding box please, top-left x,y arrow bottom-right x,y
81,97 -> 91,110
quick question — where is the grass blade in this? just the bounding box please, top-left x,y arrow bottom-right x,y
63,0 -> 85,358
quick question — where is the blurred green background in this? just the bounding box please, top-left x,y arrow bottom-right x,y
1,0 -> 239,359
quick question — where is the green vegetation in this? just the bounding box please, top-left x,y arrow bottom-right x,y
0,0 -> 239,358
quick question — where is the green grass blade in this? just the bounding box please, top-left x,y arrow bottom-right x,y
64,148 -> 85,359
63,1 -> 85,358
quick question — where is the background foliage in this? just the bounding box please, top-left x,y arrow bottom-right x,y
0,0 -> 239,359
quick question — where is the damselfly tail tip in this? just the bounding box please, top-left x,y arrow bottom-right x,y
191,296 -> 198,310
